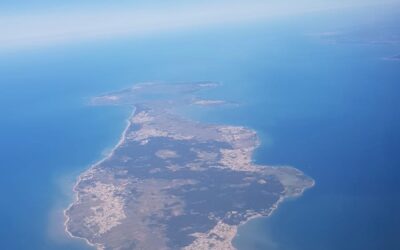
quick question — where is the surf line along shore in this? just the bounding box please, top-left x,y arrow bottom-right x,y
63,107 -> 136,248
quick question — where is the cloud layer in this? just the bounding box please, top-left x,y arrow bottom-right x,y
0,0 -> 396,50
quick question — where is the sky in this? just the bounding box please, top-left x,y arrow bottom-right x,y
0,0 -> 399,51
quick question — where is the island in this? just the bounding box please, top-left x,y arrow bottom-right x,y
64,82 -> 314,250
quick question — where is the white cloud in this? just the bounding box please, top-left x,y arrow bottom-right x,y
0,0 -> 396,50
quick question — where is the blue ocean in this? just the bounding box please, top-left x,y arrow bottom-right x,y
0,4 -> 399,250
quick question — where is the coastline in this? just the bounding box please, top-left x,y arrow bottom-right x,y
186,176 -> 315,250
63,106 -> 137,249
63,99 -> 314,249
233,176 -> 315,247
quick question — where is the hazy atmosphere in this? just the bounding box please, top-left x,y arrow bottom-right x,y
1,1 -> 399,250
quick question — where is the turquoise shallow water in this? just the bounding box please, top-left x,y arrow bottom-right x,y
0,5 -> 399,250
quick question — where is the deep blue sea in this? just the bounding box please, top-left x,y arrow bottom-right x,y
0,5 -> 399,250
